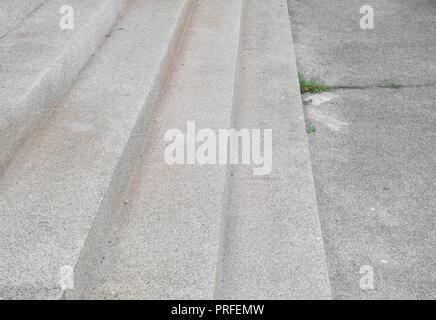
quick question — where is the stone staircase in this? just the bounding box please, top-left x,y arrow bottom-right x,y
0,0 -> 331,299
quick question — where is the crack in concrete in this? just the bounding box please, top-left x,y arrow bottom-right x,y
329,83 -> 435,91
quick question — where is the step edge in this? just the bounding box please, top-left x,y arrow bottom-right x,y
212,0 -> 247,300
284,0 -> 332,298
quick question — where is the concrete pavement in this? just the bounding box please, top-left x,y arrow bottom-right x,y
288,0 -> 436,299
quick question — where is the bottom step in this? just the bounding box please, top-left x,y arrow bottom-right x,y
214,0 -> 331,299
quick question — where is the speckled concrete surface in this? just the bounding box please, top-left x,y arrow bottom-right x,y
288,0 -> 436,299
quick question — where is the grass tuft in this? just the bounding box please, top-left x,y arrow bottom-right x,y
306,123 -> 317,134
298,73 -> 329,94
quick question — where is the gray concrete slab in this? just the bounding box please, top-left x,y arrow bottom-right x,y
80,0 -> 243,299
0,0 -> 191,299
214,0 -> 331,300
288,0 -> 436,299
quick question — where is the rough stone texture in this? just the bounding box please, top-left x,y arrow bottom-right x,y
0,0 -> 127,174
214,0 -> 331,300
288,0 -> 436,299
80,0 -> 243,299
0,0 -> 46,38
0,0 -> 191,299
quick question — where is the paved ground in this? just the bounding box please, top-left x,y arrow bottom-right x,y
288,0 -> 436,299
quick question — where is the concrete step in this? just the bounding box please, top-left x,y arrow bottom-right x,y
214,0 -> 331,299
0,0 -> 193,299
79,0 -> 243,299
1,0 -> 331,300
0,0 -> 127,173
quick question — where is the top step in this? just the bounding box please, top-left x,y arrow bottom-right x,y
214,0 -> 331,299
0,0 -> 46,38
0,0 -> 127,174
0,0 -> 193,299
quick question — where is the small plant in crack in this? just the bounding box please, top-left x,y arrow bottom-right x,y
298,73 -> 329,94
381,82 -> 402,89
306,123 -> 317,134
